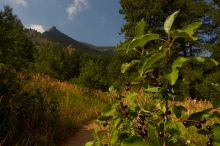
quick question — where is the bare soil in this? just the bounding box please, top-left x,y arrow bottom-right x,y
60,121 -> 100,146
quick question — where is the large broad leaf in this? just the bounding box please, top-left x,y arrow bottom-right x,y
197,129 -> 212,135
172,105 -> 187,118
135,19 -> 145,36
188,108 -> 213,121
101,103 -> 118,117
139,51 -> 166,77
171,22 -> 202,41
121,60 -> 139,73
115,42 -> 129,51
165,57 -> 188,85
165,57 -> 219,85
212,123 -> 220,143
164,10 -> 179,35
121,136 -> 146,146
190,57 -> 219,65
127,34 -> 160,53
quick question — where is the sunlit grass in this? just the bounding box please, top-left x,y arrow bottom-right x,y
19,73 -> 109,145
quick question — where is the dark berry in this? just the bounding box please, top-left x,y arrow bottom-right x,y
153,82 -> 157,86
137,123 -> 142,130
158,131 -> 164,137
126,82 -> 130,86
153,69 -> 159,76
166,88 -> 171,93
138,131 -> 146,137
183,120 -> 189,127
103,122 -> 108,127
207,141 -> 213,146
195,123 -> 202,129
143,126 -> 148,133
122,105 -> 128,110
138,115 -> 144,120
166,110 -> 171,115
137,116 -> 144,125
200,118 -> 206,124
160,113 -> 165,117
157,82 -> 163,87
123,111 -> 129,116
142,130 -> 148,136
125,86 -> 130,91
116,96 -> 122,100
206,125 -> 212,131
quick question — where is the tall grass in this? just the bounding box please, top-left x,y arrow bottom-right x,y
0,73 -> 108,146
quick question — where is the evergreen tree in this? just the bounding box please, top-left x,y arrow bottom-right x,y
0,6 -> 34,70
119,0 -> 220,57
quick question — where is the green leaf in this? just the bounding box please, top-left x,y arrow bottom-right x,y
171,22 -> 202,41
211,111 -> 220,118
85,141 -> 94,146
101,103 -> 118,117
165,57 -> 218,85
164,10 -> 179,35
147,125 -> 160,146
121,60 -> 139,73
98,115 -> 113,121
127,34 -> 160,53
165,57 -> 188,85
188,108 -> 213,121
172,105 -> 187,118
125,92 -> 138,109
197,129 -> 212,135
212,123 -> 220,143
139,52 -> 166,76
111,129 -> 119,145
121,136 -> 146,146
115,42 -> 129,51
145,86 -> 160,93
135,19 -> 145,36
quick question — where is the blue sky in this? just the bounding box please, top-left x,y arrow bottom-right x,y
0,0 -> 125,46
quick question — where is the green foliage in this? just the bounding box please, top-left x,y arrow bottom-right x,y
135,19 -> 146,37
87,11 -> 220,146
171,22 -> 202,41
0,6 -> 34,70
33,41 -> 64,79
164,10 -> 179,35
76,56 -> 110,90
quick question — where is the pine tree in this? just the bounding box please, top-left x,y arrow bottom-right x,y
119,0 -> 220,57
0,6 -> 34,70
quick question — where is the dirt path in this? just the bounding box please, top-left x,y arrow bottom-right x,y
60,121 -> 100,146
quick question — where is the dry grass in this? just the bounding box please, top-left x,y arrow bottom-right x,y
19,73 -> 109,145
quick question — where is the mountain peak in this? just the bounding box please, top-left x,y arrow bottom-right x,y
42,26 -> 113,55
48,26 -> 57,32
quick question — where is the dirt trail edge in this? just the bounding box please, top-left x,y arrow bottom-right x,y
60,121 -> 101,146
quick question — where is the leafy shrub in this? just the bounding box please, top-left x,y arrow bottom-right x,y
86,11 -> 220,146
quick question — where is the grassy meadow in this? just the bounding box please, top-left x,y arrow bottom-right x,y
1,73 -> 108,146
